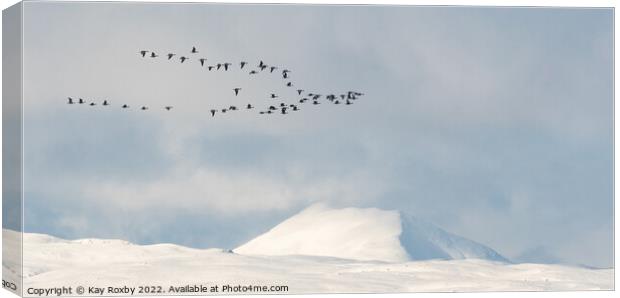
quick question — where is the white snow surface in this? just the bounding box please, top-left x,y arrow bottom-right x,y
2,205 -> 613,295
235,204 -> 508,262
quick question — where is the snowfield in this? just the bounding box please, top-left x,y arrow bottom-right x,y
2,205 -> 614,295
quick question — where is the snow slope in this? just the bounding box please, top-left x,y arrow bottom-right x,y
2,229 -> 612,295
235,204 -> 508,262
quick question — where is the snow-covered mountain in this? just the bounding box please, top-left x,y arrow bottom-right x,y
235,204 -> 508,263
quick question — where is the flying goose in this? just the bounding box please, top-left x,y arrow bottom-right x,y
180,56 -> 188,63
191,46 -> 198,53
233,88 -> 241,96
199,58 -> 207,66
67,97 -> 74,104
167,53 -> 176,60
139,50 -> 148,57
165,106 -> 173,110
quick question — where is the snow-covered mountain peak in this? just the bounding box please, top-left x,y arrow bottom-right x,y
235,204 -> 508,263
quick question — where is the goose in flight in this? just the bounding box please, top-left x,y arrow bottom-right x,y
259,65 -> 267,71
246,104 -> 254,109
199,58 -> 207,66
150,52 -> 158,58
297,89 -> 304,95
67,97 -> 74,104
269,106 -> 277,110
346,100 -> 353,105
240,61 -> 247,69
167,53 -> 175,60
286,82 -> 293,87
221,108 -> 228,113
217,63 -> 222,70
258,60 -> 265,68
229,106 -> 237,111
165,106 -> 173,110
122,104 -> 129,109
103,100 -> 109,106
224,63 -> 231,71
191,46 -> 198,53
180,56 -> 188,63
270,66 -> 278,73
141,106 -> 148,110
313,100 -> 320,105
234,88 -> 242,96
89,102 -> 96,106
210,109 -> 217,117
208,66 -> 214,71
249,70 -> 257,74
281,107 -> 288,114
139,50 -> 148,57
270,93 -> 278,99
78,98 -> 85,104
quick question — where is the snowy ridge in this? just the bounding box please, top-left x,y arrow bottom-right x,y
235,204 -> 508,263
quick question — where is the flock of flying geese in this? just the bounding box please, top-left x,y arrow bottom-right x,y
67,46 -> 364,117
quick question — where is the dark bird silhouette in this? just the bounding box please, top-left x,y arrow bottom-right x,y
270,94 -> 278,99
249,70 -> 257,74
240,61 -> 247,69
139,50 -> 148,57
313,94 -> 321,100
141,106 -> 148,110
292,106 -> 300,111
167,53 -> 175,60
221,108 -> 228,113
267,110 -> 273,114
180,56 -> 188,63
280,103 -> 287,107
297,89 -> 304,95
259,65 -> 267,71
234,88 -> 241,96
208,66 -> 214,71
217,63 -> 222,70
340,94 -> 346,100
67,97 -> 74,104
247,104 -> 254,109
334,100 -> 341,105
286,82 -> 293,87
103,100 -> 109,106
89,102 -> 96,106
191,46 -> 198,53
199,58 -> 207,66
270,66 -> 277,73
299,98 -> 307,103
281,107 -> 287,114
259,111 -> 266,114
282,69 -> 291,79
269,106 -> 277,110
78,98 -> 85,104
313,100 -> 320,105
165,106 -> 173,110
258,60 -> 265,68
210,109 -> 217,117
122,104 -> 129,109
229,106 -> 237,111
346,100 -> 353,105
224,63 -> 231,71
150,52 -> 158,58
